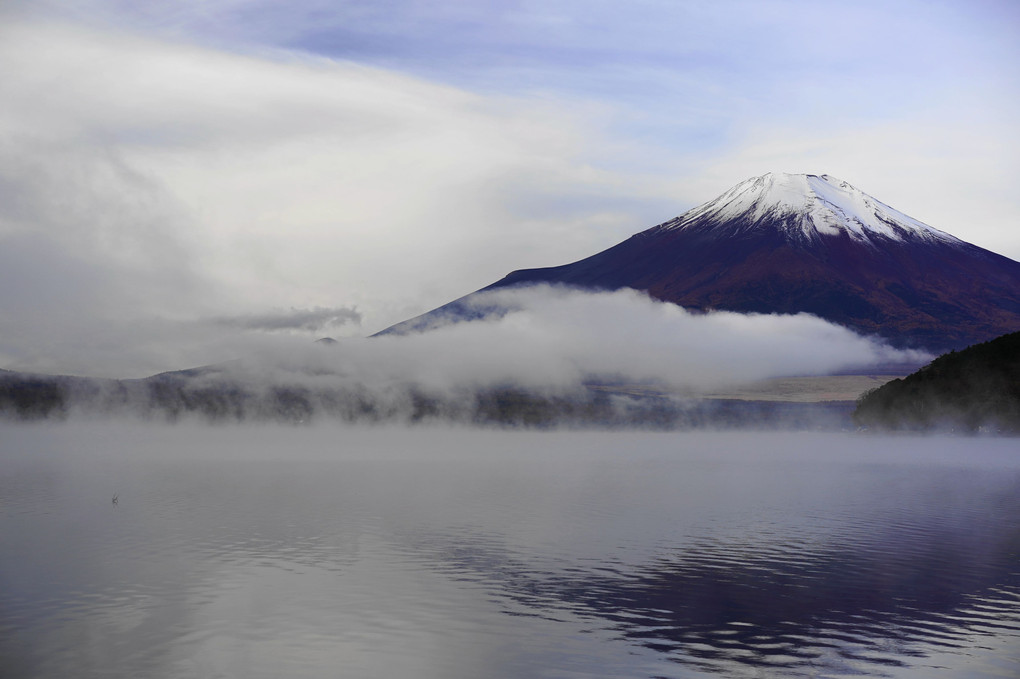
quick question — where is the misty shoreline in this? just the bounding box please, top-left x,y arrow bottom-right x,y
5,326 -> 1016,435
0,370 -> 861,431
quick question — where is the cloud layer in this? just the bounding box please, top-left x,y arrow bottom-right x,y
0,21 -> 669,376
225,286 -> 926,395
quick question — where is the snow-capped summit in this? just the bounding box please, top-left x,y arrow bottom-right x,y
667,172 -> 960,246
380,173 -> 1020,351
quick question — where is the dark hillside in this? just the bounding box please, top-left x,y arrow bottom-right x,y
853,331 -> 1020,433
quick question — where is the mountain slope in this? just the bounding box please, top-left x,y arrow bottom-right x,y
382,173 -> 1020,351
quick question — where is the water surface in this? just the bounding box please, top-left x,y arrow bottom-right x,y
1,425 -> 1018,678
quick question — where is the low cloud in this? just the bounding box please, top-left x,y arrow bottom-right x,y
226,286 -> 927,395
210,306 -> 361,333
4,286 -> 931,425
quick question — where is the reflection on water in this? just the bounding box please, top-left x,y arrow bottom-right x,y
0,425 -> 1018,678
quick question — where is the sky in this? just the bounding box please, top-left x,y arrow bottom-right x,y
0,0 -> 1017,378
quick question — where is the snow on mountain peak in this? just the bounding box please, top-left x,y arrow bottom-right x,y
673,172 -> 961,245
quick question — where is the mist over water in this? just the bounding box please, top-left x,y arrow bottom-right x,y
1,424 -> 1018,678
1,286 -> 929,428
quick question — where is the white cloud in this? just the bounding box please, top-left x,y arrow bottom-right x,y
227,286 -> 925,396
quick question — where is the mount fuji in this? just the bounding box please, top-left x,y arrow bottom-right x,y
381,173 -> 1020,352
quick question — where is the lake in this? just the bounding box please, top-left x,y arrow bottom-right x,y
1,424 -> 1018,678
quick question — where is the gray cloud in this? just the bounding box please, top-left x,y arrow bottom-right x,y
211,306 -> 362,333
0,21 -> 663,376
